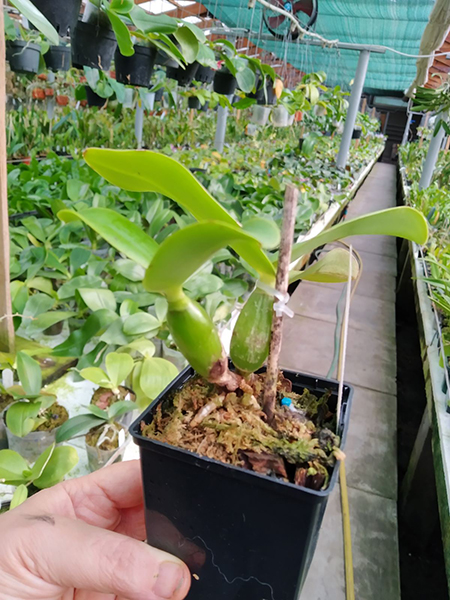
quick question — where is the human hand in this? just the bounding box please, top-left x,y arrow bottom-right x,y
0,459 -> 191,600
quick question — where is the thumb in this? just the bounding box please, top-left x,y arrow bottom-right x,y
21,514 -> 191,600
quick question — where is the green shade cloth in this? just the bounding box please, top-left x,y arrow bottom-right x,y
203,0 -> 435,92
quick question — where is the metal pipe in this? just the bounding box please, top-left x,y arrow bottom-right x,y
402,112 -> 413,146
135,102 -> 144,149
336,50 -> 371,170
419,114 -> 447,190
214,103 -> 229,153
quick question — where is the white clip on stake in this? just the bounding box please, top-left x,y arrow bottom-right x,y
256,281 -> 294,319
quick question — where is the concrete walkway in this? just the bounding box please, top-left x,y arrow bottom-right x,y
280,163 -> 400,600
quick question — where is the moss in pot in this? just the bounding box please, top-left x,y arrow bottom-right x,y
60,148 -> 429,599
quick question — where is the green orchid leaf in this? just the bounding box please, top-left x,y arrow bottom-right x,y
139,357 -> 178,400
242,217 -> 281,250
117,338 -> 156,359
290,248 -> 360,284
106,8 -> 134,57
30,443 -> 55,481
144,221 -> 274,294
10,484 -> 28,509
53,309 -> 118,357
105,352 -> 134,389
78,288 -> 117,313
79,367 -> 111,387
82,150 -> 275,279
58,208 -> 158,269
174,25 -> 199,64
87,404 -> 109,419
129,5 -> 178,34
27,311 -> 77,334
123,312 -> 160,336
6,401 -> 41,438
33,446 -> 79,489
108,400 -> 136,419
0,450 -> 30,485
9,0 -> 59,44
55,414 -> 104,443
58,276 -> 104,301
16,352 -> 42,397
236,68 -> 256,94
109,0 -> 134,14
288,207 -> 428,264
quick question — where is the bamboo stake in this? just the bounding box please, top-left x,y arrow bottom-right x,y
0,8 -> 14,353
445,135 -> 450,153
263,185 -> 298,422
361,97 -> 367,114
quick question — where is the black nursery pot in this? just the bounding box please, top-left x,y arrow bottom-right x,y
6,41 -> 40,75
194,65 -> 214,84
45,45 -> 71,71
131,366 -> 352,600
71,21 -> 117,70
352,128 -> 362,140
85,86 -> 106,107
32,0 -> 81,35
154,88 -> 164,103
250,78 -> 276,106
115,45 -> 157,88
188,96 -> 201,110
213,68 -> 237,95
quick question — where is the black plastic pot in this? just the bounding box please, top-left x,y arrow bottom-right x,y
44,45 -> 71,72
249,78 -> 276,106
188,96 -> 201,110
165,65 -> 179,81
299,137 -> 304,151
195,65 -> 214,84
179,63 -> 200,87
71,21 -> 117,70
6,41 -> 40,75
200,101 -> 209,112
32,0 -> 81,35
131,366 -> 352,600
352,128 -> 362,140
154,88 -> 164,103
85,86 -> 106,107
213,69 -> 237,96
115,45 -> 157,88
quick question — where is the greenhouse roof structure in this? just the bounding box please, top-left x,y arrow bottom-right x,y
159,0 -> 436,93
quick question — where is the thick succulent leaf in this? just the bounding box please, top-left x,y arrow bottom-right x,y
83,150 -> 275,279
144,222 -> 274,293
0,449 -> 30,484
290,248 -> 360,283
6,401 -> 41,437
105,352 -> 134,389
58,208 -> 158,269
10,484 -> 28,509
55,414 -> 104,443
242,217 -> 280,250
138,357 -> 178,400
288,207 -> 428,264
16,351 -> 42,396
33,446 -> 79,489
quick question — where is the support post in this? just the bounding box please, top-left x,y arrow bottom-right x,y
135,100 -> 144,149
419,114 -> 447,190
0,9 -> 14,352
336,50 -> 371,169
214,98 -> 230,153
401,111 -> 413,146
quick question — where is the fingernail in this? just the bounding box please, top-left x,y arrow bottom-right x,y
154,561 -> 185,599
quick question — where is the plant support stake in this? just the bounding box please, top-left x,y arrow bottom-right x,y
419,113 -> 448,190
0,8 -> 14,353
263,185 -> 298,422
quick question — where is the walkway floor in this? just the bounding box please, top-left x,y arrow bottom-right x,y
280,163 -> 400,600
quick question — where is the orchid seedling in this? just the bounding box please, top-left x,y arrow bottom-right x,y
59,149 -> 428,390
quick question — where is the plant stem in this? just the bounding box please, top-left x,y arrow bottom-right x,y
263,184 -> 298,422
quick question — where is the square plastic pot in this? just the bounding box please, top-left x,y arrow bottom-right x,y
195,65 -> 214,84
115,45 -> 157,88
188,96 -> 201,110
31,0 -> 81,35
213,69 -> 237,95
250,105 -> 271,126
271,105 -> 289,127
71,21 -> 116,70
352,128 -> 362,140
131,366 -> 352,600
86,440 -> 122,472
6,428 -> 56,463
6,41 -> 40,75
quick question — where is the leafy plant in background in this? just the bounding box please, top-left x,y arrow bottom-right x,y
0,442 -> 78,509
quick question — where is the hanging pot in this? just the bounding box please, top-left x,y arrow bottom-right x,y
195,65 -> 214,84
178,63 -> 200,87
6,41 -> 40,75
115,45 -> 157,88
31,0 -> 81,35
188,96 -> 201,110
249,78 -> 276,106
200,101 -> 209,112
44,45 -> 71,72
122,87 -> 135,108
85,86 -> 107,107
56,94 -> 69,106
131,365 -> 352,600
213,68 -> 237,96
155,51 -> 177,68
271,105 -> 289,127
352,127 -> 362,140
250,105 -> 271,126
154,88 -> 164,103
71,21 -> 117,70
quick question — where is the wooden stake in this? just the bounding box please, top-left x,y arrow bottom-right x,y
370,107 -> 376,118
189,108 -> 194,125
444,135 -> 450,153
263,185 -> 298,422
361,97 -> 367,114
0,9 -> 14,353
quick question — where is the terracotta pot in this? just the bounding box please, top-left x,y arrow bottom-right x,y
56,94 -> 69,106
32,88 -> 46,100
37,73 -> 48,81
45,88 -> 54,97
80,99 -> 88,107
